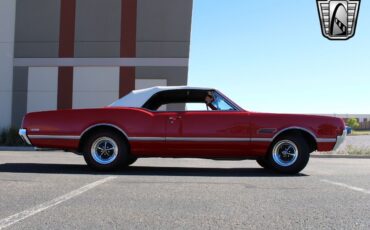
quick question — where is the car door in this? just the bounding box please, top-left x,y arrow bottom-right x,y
165,111 -> 251,158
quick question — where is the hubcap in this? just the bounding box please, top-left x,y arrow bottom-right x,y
272,140 -> 299,167
91,137 -> 118,165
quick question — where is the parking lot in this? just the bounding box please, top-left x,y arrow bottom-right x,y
0,151 -> 369,230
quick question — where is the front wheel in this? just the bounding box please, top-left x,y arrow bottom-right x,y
256,158 -> 270,170
83,131 -> 130,171
267,135 -> 310,174
127,156 -> 138,166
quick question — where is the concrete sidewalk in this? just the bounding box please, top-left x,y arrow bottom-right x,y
0,152 -> 369,229
311,153 -> 370,159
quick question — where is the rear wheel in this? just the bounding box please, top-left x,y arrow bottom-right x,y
267,135 -> 310,174
83,131 -> 130,171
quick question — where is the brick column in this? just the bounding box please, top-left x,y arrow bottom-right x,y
57,0 -> 76,109
119,0 -> 137,97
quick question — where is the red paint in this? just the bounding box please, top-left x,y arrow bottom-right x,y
119,0 -> 137,97
119,67 -> 135,98
248,112 -> 345,154
57,67 -> 73,109
30,139 -> 79,150
22,107 -> 345,157
58,0 -> 76,58
317,142 -> 336,151
57,0 -> 76,109
120,0 -> 137,58
164,111 -> 251,157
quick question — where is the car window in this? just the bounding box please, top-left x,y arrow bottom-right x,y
211,93 -> 235,111
142,89 -> 237,112
164,103 -> 208,111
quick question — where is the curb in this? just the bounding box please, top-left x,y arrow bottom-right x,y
0,147 -> 63,152
0,146 -> 35,151
311,154 -> 370,159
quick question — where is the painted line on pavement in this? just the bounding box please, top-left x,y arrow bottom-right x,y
321,179 -> 370,195
0,176 -> 117,229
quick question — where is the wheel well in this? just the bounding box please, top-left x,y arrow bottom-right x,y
78,125 -> 130,153
272,129 -> 317,153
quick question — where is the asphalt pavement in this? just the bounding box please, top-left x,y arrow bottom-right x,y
0,151 -> 369,230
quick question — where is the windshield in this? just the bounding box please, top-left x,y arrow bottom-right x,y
209,92 -> 236,111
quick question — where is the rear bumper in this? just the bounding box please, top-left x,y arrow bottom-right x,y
333,129 -> 347,151
19,129 -> 32,145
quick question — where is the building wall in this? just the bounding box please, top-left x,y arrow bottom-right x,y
74,0 -> 121,58
6,0 -> 193,128
14,0 -> 60,58
72,67 -> 120,109
0,0 -> 16,130
27,67 -> 58,113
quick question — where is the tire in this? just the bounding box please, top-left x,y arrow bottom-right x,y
83,131 -> 130,171
267,135 -> 310,174
256,158 -> 270,169
127,157 -> 138,166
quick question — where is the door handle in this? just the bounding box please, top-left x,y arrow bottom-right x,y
169,116 -> 182,124
169,116 -> 182,120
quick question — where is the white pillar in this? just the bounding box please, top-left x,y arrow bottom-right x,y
0,0 -> 16,129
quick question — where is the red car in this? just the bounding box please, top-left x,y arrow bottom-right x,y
19,86 -> 346,174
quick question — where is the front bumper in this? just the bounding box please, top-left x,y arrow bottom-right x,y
333,129 -> 347,151
19,129 -> 32,145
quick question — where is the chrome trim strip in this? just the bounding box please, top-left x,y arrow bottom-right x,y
28,135 -> 80,140
271,126 -> 341,144
166,137 -> 249,142
129,137 -> 166,141
130,137 -> 275,142
316,138 -> 337,143
257,128 -> 277,134
27,123 -> 130,142
129,137 -> 251,142
272,126 -> 318,141
18,129 -> 32,145
333,129 -> 347,150
80,123 -> 129,140
25,133 -> 337,143
250,138 -> 273,142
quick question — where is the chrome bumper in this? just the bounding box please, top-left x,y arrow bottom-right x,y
19,129 -> 32,145
333,129 -> 347,151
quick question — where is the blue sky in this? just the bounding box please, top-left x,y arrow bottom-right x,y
188,0 -> 370,114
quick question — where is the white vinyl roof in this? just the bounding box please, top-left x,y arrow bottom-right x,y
108,86 -> 214,108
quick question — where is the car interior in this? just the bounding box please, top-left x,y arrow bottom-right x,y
142,89 -> 236,111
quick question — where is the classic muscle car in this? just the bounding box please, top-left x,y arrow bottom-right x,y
19,86 -> 346,174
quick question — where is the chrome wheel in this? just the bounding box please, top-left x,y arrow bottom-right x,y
272,140 -> 299,167
91,137 -> 118,165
